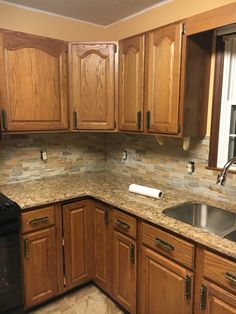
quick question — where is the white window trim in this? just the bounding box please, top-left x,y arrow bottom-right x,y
217,34 -> 236,169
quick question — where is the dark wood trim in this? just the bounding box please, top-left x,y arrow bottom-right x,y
208,36 -> 225,168
206,166 -> 236,175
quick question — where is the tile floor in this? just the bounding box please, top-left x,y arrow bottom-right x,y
31,284 -> 125,314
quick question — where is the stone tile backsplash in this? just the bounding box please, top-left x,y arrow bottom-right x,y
0,131 -> 235,202
0,132 -> 105,185
105,133 -> 236,202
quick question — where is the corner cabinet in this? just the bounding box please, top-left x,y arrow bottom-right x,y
118,34 -> 145,132
0,30 -> 69,132
70,43 -> 117,130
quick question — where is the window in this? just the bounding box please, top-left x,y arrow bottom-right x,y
209,25 -> 236,171
217,34 -> 236,169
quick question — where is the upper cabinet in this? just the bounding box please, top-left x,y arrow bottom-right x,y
70,43 -> 117,130
118,34 -> 145,132
145,22 -> 182,135
0,30 -> 69,132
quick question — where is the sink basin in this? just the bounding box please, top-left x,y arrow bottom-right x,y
163,203 -> 236,238
224,230 -> 236,242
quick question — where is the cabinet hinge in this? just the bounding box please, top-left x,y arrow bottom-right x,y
182,24 -> 187,35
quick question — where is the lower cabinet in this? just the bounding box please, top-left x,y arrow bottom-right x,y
21,200 -> 236,314
63,200 -> 93,289
141,246 -> 193,314
201,281 -> 236,314
22,227 -> 57,308
92,201 -> 112,293
113,230 -> 137,313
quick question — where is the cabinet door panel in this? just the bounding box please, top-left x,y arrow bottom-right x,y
145,22 -> 182,134
113,231 -> 137,313
0,30 -> 68,131
203,281 -> 236,314
71,43 -> 115,130
93,202 -> 111,292
141,246 -> 193,314
119,35 -> 144,131
63,201 -> 92,289
23,227 -> 57,308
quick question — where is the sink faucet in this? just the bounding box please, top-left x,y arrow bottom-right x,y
216,156 -> 236,186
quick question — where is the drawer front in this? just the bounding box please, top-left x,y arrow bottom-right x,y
141,222 -> 194,269
203,250 -> 236,293
112,209 -> 137,239
21,206 -> 55,233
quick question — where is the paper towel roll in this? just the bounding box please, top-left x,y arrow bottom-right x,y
129,184 -> 163,199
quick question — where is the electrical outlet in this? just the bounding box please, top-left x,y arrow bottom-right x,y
41,149 -> 48,163
187,161 -> 195,174
122,150 -> 128,161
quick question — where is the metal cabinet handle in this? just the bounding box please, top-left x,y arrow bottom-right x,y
200,285 -> 207,311
137,111 -> 142,129
1,110 -> 7,130
104,208 -> 109,226
146,111 -> 151,130
185,275 -> 191,300
73,111 -> 77,129
225,272 -> 236,283
29,216 -> 49,225
115,219 -> 130,231
155,237 -> 174,252
130,243 -> 135,263
24,239 -> 28,258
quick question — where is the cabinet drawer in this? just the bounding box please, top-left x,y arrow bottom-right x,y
112,209 -> 137,239
21,206 -> 55,233
203,250 -> 236,293
141,222 -> 194,269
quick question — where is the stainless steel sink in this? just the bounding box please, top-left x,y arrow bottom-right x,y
163,203 -> 236,240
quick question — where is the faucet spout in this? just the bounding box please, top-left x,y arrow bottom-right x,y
216,157 -> 236,186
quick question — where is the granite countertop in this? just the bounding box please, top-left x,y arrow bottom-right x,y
1,171 -> 236,259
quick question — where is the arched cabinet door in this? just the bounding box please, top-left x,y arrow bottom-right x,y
0,30 -> 69,132
119,34 -> 145,132
70,43 -> 116,130
145,22 -> 183,135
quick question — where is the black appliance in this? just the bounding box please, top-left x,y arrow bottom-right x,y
0,193 -> 23,314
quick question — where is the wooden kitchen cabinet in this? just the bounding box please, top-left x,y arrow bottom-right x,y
145,22 -> 183,135
63,200 -> 93,290
200,280 -> 236,314
92,201 -> 112,293
141,246 -> 193,314
119,34 -> 145,132
113,230 -> 137,314
0,30 -> 69,132
70,43 -> 116,130
22,227 -> 57,308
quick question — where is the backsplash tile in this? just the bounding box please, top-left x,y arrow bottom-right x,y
104,133 -> 236,202
0,132 -> 105,184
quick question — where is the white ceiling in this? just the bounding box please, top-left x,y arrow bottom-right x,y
2,0 -> 166,26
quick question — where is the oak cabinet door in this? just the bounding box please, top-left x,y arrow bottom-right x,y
92,201 -> 111,293
0,30 -> 69,131
113,231 -> 137,314
70,43 -> 116,130
141,246 -> 193,314
200,281 -> 236,314
63,201 -> 92,289
22,227 -> 57,309
119,35 -> 145,132
145,22 -> 182,134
